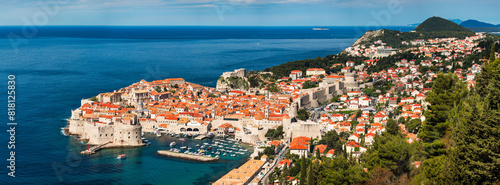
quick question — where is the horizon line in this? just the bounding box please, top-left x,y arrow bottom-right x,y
0,25 -> 417,27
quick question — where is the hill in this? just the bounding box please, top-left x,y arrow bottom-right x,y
460,19 -> 499,28
460,19 -> 500,32
414,16 -> 475,38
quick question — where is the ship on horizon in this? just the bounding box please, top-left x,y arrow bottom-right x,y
313,27 -> 329,30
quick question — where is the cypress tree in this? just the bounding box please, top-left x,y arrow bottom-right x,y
300,155 -> 306,185
490,43 -> 496,64
307,161 -> 316,185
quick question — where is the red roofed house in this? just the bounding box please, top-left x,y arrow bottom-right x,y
344,141 -> 367,156
325,149 -> 336,158
277,159 -> 292,169
290,137 -> 311,157
348,133 -> 360,142
313,144 -> 327,156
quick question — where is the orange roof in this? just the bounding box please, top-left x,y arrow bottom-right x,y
290,137 -> 311,150
314,144 -> 327,154
345,141 -> 360,147
326,149 -> 335,155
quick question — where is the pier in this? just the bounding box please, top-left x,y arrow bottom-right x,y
157,150 -> 219,162
194,134 -> 207,140
80,142 -> 111,155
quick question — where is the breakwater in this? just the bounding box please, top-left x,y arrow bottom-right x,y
157,150 -> 219,162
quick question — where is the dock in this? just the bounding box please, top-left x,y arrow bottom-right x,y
194,134 -> 207,140
80,142 -> 110,155
157,150 -> 219,162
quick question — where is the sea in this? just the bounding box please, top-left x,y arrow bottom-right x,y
0,26 -> 414,184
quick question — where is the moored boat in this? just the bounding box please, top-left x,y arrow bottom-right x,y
117,154 -> 127,159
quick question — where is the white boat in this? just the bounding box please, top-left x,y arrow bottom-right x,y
313,27 -> 329,30
117,154 -> 127,159
156,131 -> 161,137
170,142 -> 176,147
180,146 -> 187,150
223,153 -> 227,156
230,154 -> 236,157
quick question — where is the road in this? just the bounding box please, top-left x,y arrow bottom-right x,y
260,145 -> 289,185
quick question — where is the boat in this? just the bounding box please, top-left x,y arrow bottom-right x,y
170,142 -> 176,147
201,145 -> 206,149
180,146 -> 187,150
156,131 -> 161,137
117,154 -> 127,159
195,144 -> 200,147
230,154 -> 236,157
312,27 -> 329,31
179,139 -> 185,142
188,147 -> 192,150
223,153 -> 227,156
207,147 -> 212,150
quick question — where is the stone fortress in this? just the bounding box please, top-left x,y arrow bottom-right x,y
67,100 -> 145,147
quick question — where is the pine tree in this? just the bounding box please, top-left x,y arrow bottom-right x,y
419,73 -> 467,157
453,61 -> 500,184
386,118 -> 399,135
316,148 -> 321,159
300,155 -> 306,185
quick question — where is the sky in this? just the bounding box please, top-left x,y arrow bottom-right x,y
0,0 -> 498,26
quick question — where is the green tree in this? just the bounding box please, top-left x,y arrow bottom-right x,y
364,132 -> 413,176
363,87 -> 375,96
89,96 -> 98,102
307,161 -> 316,185
300,155 -> 307,185
419,72 -> 467,157
297,109 -> 310,121
318,130 -> 343,153
302,80 -> 317,89
386,118 -> 399,135
453,63 -> 500,184
406,119 -> 422,133
490,43 -> 496,64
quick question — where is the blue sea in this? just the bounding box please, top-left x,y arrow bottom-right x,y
0,26 -> 414,184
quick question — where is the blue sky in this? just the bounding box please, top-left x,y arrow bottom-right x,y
0,0 -> 498,26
